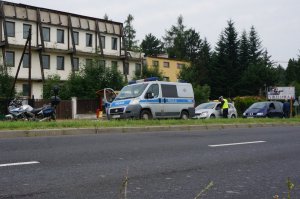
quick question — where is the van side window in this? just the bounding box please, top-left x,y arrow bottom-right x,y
146,84 -> 159,98
161,84 -> 178,98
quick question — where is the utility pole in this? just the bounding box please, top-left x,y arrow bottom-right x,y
10,28 -> 32,99
28,28 -> 32,99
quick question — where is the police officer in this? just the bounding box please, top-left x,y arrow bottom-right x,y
219,96 -> 229,118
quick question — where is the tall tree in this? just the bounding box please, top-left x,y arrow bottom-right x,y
239,49 -> 278,95
210,20 -> 240,98
140,33 -> 164,57
163,15 -> 186,59
285,58 -> 300,83
123,14 -> 138,51
238,30 -> 250,71
248,26 -> 262,65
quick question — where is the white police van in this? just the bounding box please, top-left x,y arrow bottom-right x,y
107,77 -> 195,119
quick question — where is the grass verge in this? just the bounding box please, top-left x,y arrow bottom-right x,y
0,118 -> 300,131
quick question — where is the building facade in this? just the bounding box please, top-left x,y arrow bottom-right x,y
145,56 -> 190,82
0,1 -> 142,99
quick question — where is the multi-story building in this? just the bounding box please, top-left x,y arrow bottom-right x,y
0,1 -> 142,99
145,56 -> 190,82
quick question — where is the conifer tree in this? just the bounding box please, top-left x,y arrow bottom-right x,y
140,34 -> 164,57
123,14 -> 138,51
210,20 -> 240,98
248,26 -> 262,65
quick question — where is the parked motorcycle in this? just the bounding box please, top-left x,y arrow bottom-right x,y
5,99 -> 33,121
5,96 -> 60,121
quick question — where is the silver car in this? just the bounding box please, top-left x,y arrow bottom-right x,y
194,101 -> 238,119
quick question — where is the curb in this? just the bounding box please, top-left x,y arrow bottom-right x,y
0,123 -> 299,139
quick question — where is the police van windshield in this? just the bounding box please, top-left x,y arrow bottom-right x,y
115,83 -> 148,100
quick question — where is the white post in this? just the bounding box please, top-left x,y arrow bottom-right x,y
71,97 -> 77,119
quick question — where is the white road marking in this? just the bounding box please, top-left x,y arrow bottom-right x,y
209,141 -> 266,147
0,161 -> 40,167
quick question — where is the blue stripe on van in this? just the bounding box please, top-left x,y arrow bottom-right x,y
140,98 -> 194,104
140,99 -> 160,103
110,100 -> 131,107
110,98 -> 194,108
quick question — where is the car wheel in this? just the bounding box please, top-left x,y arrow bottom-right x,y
140,110 -> 152,120
210,114 -> 216,119
231,114 -> 236,118
180,111 -> 189,120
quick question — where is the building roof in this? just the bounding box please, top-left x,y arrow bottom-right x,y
0,0 -> 122,26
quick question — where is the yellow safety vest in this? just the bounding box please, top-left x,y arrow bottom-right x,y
222,99 -> 229,109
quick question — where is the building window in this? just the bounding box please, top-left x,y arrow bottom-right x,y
73,31 -> 79,45
5,51 -> 14,67
86,59 -> 93,67
123,62 -> 129,75
42,55 -> 50,69
5,21 -> 15,37
98,60 -> 105,67
135,63 -> 141,75
42,27 -> 50,42
22,84 -> 29,96
163,62 -> 170,68
57,56 -> 64,70
177,63 -> 184,69
23,53 -> 29,68
57,29 -> 64,43
152,60 -> 159,67
100,36 -> 105,49
111,61 -> 118,70
73,57 -> 79,71
86,33 -> 93,47
23,24 -> 31,39
112,37 -> 118,50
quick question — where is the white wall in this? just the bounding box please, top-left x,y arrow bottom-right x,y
3,14 -> 140,99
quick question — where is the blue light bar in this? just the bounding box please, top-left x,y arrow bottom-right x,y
128,77 -> 159,85
144,77 -> 159,82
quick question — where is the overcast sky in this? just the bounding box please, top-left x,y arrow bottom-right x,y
7,0 -> 300,67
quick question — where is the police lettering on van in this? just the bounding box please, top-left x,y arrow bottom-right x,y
107,77 -> 195,119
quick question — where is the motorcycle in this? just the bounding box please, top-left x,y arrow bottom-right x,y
5,99 -> 33,121
5,96 -> 60,121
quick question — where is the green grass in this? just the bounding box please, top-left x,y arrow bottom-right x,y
0,117 -> 300,130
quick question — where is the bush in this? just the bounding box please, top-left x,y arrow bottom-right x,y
233,96 -> 266,115
194,84 -> 211,105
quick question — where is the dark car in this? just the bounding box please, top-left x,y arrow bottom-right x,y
243,101 -> 284,118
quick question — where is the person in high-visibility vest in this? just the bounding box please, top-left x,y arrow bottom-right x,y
219,96 -> 229,118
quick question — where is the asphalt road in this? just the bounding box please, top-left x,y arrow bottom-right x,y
0,126 -> 299,199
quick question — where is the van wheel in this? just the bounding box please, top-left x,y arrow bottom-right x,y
231,114 -> 236,118
210,114 -> 216,119
180,111 -> 189,120
140,110 -> 152,120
